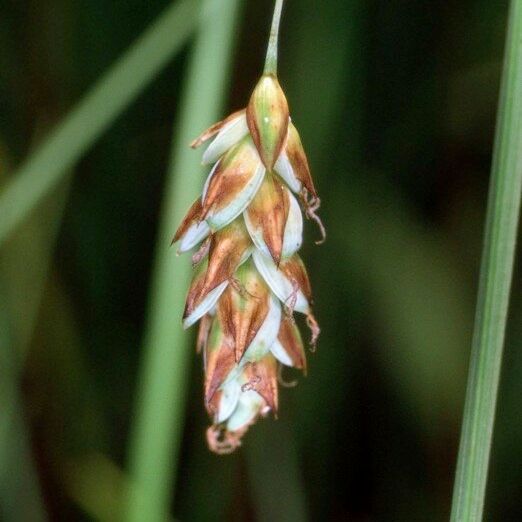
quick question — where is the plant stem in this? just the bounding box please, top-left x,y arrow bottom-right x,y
0,0 -> 197,250
125,1 -> 242,520
450,2 -> 522,520
264,0 -> 284,75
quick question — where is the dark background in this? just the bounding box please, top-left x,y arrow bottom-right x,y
0,0 -> 520,520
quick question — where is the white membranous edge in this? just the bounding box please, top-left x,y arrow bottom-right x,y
281,189 -> 303,257
242,293 -> 282,362
178,220 -> 210,253
202,113 -> 249,166
274,151 -> 301,193
252,249 -> 309,314
216,379 -> 241,423
226,389 -> 265,431
270,338 -> 294,366
183,281 -> 229,329
205,164 -> 266,231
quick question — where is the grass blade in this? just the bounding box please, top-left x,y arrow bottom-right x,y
125,1 -> 242,520
450,2 -> 522,520
0,0 -> 197,248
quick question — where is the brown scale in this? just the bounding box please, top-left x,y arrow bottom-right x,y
217,271 -> 269,362
285,122 -> 317,198
277,315 -> 307,371
242,357 -> 278,413
245,172 -> 289,265
280,255 -> 313,305
200,220 -> 251,294
171,198 -> 204,245
183,222 -> 252,320
204,340 -> 235,414
190,109 -> 245,149
201,138 -> 261,221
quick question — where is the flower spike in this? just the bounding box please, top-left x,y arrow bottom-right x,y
171,0 -> 324,453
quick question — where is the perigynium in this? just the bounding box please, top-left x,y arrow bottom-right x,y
172,0 -> 324,454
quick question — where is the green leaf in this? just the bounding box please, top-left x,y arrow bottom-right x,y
451,2 -> 522,520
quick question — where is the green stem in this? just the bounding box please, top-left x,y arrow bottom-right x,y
450,2 -> 522,520
0,0 -> 197,250
264,0 -> 284,75
125,1 -> 242,520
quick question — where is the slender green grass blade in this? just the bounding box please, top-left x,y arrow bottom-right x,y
0,0 -> 197,249
126,1 -> 241,520
451,2 -> 522,520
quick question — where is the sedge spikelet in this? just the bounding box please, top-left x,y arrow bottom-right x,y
172,1 -> 324,454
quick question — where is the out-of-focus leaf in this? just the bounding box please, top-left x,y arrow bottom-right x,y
0,0 -> 198,247
64,453 -> 128,522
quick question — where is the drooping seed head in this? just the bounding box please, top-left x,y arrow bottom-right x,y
173,1 -> 324,453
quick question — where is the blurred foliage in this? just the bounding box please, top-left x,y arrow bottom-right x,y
0,0 -> 520,521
